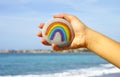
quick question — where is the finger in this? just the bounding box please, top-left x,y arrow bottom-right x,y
52,44 -> 70,51
38,23 -> 44,29
53,13 -> 76,22
52,44 -> 59,51
53,13 -> 64,18
37,32 -> 42,37
41,38 -> 51,46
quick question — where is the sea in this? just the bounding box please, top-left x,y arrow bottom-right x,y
0,52 -> 120,77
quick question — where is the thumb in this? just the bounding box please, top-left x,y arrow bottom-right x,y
53,13 -> 76,22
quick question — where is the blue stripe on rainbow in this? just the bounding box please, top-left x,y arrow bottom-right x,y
50,28 -> 66,41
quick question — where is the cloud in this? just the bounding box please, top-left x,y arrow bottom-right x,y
0,0 -> 120,49
0,0 -> 32,5
49,0 -> 119,15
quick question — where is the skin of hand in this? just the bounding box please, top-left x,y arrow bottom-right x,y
37,13 -> 88,51
37,13 -> 120,68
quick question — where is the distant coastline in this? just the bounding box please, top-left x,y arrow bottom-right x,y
0,48 -> 90,53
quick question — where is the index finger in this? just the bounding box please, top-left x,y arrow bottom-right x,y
38,23 -> 44,29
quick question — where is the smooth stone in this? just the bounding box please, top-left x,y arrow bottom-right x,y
42,18 -> 74,47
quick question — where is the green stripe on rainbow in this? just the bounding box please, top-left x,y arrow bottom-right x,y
45,22 -> 71,42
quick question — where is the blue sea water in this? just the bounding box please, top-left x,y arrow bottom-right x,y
0,53 -> 119,77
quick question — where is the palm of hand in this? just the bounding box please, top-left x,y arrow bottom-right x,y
67,18 -> 87,49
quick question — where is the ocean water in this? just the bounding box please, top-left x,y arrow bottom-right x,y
0,53 -> 119,77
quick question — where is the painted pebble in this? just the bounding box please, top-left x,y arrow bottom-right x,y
42,18 -> 74,47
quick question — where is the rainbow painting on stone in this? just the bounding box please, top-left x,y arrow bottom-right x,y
45,22 -> 71,42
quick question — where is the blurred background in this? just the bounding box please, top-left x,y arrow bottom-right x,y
0,0 -> 120,50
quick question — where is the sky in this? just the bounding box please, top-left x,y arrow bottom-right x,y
0,0 -> 120,50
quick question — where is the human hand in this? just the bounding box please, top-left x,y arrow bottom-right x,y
37,13 -> 88,51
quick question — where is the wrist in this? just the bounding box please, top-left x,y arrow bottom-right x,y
75,27 -> 90,48
85,28 -> 95,49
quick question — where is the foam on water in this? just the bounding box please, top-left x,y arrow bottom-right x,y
1,64 -> 119,77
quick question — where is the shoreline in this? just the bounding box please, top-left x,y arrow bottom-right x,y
93,73 -> 120,77
0,48 -> 90,53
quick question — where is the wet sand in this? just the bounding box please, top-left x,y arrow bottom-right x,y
93,73 -> 120,77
